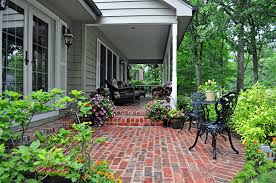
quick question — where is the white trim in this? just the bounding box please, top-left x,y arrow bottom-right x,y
92,16 -> 177,25
82,24 -> 87,91
171,23 -> 177,108
78,0 -> 97,20
116,55 -> 120,80
161,0 -> 193,16
26,0 -> 59,21
96,38 -> 119,88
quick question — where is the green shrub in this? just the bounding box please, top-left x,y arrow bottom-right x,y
231,84 -> 275,145
0,89 -> 120,183
131,80 -> 145,85
231,84 -> 276,182
177,95 -> 191,111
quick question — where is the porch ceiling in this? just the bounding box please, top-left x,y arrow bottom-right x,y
99,25 -> 170,62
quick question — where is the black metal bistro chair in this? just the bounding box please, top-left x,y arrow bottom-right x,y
189,92 -> 239,159
178,92 -> 205,133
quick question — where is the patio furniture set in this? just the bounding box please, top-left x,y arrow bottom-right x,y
178,92 -> 240,159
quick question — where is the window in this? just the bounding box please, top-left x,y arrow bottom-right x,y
97,40 -> 119,88
32,15 -> 49,91
1,1 -> 24,93
0,0 -> 63,95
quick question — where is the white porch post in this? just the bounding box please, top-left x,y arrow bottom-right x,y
171,23 -> 177,108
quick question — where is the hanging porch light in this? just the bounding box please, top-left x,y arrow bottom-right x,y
0,0 -> 8,10
62,26 -> 75,48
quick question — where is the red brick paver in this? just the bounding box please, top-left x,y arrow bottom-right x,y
91,126 -> 245,183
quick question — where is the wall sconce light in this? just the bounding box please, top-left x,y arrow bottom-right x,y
62,26 -> 75,48
0,0 -> 8,10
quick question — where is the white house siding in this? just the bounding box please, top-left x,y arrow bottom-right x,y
84,26 -> 126,95
94,0 -> 176,23
67,22 -> 84,92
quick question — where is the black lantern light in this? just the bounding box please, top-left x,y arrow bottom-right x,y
0,0 -> 8,10
62,26 -> 75,48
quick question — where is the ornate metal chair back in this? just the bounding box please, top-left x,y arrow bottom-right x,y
215,92 -> 238,125
190,92 -> 205,116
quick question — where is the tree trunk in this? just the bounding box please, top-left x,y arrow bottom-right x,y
250,19 -> 258,83
237,26 -> 245,93
194,47 -> 201,89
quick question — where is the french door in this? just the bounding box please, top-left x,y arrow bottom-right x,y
1,0 -> 52,95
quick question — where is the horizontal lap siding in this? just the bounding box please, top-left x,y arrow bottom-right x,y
94,0 -> 176,18
67,22 -> 83,91
85,27 -> 125,95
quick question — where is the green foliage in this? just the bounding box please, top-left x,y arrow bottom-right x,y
0,89 -> 119,183
168,109 -> 185,119
199,80 -> 220,92
131,80 -> 145,86
231,84 -> 276,144
177,95 -> 191,111
231,84 -> 276,182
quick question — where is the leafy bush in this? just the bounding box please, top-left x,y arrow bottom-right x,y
0,89 -> 120,183
145,100 -> 171,121
131,80 -> 145,86
231,84 -> 276,183
231,84 -> 276,145
177,95 -> 191,111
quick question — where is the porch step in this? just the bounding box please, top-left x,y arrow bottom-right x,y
106,116 -> 163,127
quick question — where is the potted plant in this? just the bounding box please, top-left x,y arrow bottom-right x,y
145,100 -> 171,127
88,94 -> 116,126
200,80 -> 220,101
168,109 -> 185,129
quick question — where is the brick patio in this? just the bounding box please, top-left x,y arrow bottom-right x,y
91,126 -> 245,183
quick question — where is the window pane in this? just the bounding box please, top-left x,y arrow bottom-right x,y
107,50 -> 112,82
32,15 -> 48,91
2,1 -> 24,94
100,44 -> 106,88
113,54 -> 117,79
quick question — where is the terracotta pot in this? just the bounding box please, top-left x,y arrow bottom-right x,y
205,91 -> 216,101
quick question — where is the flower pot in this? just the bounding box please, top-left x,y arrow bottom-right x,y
169,118 -> 183,129
205,91 -> 216,101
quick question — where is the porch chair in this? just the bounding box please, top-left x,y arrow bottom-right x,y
178,92 -> 205,133
105,80 -> 137,105
189,92 -> 239,159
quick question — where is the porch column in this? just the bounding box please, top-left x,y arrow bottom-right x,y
171,23 -> 177,108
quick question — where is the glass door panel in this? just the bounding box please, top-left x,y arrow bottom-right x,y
1,1 -> 25,93
32,15 -> 49,91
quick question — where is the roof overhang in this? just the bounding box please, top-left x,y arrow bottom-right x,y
41,0 -> 101,22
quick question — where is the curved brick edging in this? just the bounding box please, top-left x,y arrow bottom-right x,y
91,126 -> 245,183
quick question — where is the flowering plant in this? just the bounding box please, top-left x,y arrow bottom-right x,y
199,80 -> 220,91
81,160 -> 122,183
168,109 -> 185,119
145,100 -> 171,121
89,94 -> 116,125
